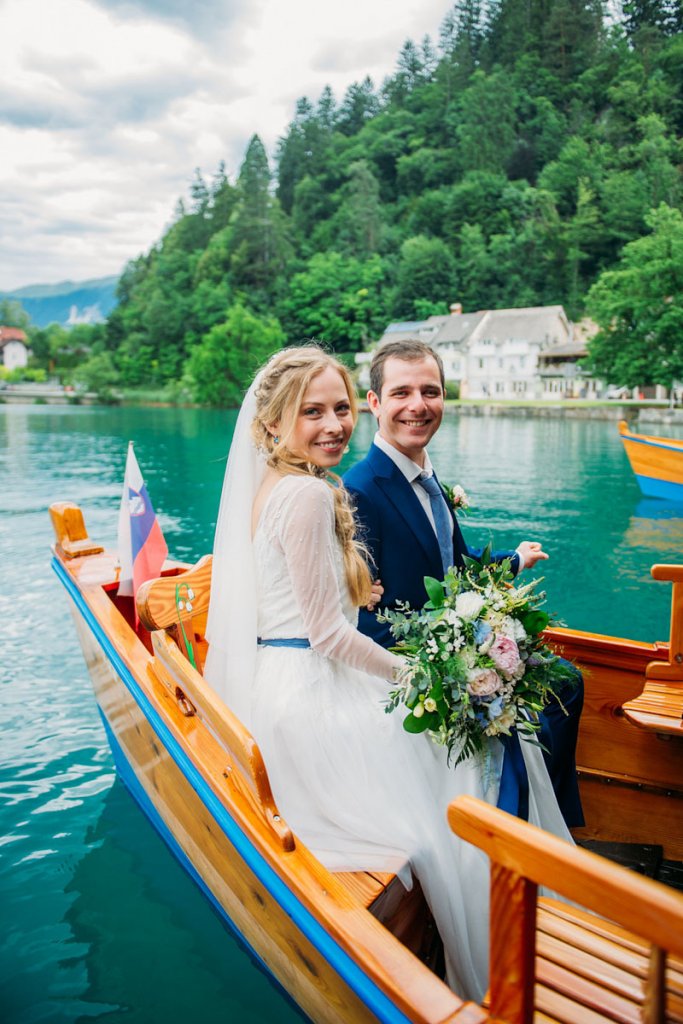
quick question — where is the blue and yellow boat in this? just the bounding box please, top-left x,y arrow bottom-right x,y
619,420 -> 683,501
50,501 -> 683,1024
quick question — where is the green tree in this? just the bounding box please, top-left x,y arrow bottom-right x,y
230,135 -> 292,301
209,162 -> 239,231
586,204 -> 683,387
634,113 -> 681,209
72,351 -> 120,402
332,160 -> 384,257
187,303 -> 285,407
454,70 -> 518,174
0,299 -> 30,330
337,77 -> 380,136
279,252 -> 387,351
392,236 -> 458,318
276,98 -> 329,214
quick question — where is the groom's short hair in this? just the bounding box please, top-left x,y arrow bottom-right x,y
370,340 -> 445,397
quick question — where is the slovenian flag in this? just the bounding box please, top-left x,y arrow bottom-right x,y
117,441 -> 168,602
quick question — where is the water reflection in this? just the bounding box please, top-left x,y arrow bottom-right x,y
62,783 -> 303,1024
625,498 -> 683,551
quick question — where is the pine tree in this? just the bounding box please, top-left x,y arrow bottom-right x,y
231,135 -> 291,300
337,77 -> 381,135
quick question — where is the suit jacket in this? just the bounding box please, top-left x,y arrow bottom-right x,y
344,444 -> 518,647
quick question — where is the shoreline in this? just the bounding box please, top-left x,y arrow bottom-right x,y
441,402 -> 683,426
3,389 -> 682,428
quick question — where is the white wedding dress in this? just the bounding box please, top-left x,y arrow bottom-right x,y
244,473 -> 572,1001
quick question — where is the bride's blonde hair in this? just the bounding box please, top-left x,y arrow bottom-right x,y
251,345 -> 372,607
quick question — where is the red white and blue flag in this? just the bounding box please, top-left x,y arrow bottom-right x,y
117,441 -> 168,600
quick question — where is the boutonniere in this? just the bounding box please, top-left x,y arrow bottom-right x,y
443,483 -> 471,513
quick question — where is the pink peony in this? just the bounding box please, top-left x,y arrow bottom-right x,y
489,635 -> 522,678
467,668 -> 502,697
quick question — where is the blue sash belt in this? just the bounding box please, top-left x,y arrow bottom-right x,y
257,637 -> 311,649
497,731 -> 530,821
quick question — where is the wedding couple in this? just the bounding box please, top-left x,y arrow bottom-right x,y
205,341 -> 582,1001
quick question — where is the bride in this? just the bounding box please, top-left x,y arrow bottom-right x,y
204,345 -> 571,1001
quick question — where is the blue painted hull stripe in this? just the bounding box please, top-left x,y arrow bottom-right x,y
51,556 -> 413,1024
624,433 -> 683,455
634,474 -> 683,500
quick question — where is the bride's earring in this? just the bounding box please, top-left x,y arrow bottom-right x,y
273,435 -> 280,445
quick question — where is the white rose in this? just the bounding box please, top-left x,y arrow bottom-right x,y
455,592 -> 485,621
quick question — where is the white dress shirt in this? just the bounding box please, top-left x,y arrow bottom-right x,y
372,433 -> 525,572
373,432 -> 453,539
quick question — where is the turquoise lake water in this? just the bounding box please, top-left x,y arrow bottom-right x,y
2,403 -> 682,1023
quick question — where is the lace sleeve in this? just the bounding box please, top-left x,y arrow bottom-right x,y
275,477 -> 403,681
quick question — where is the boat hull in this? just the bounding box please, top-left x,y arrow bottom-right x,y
54,554 -> 465,1024
619,420 -> 683,500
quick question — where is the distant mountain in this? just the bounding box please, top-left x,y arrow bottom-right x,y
0,275 -> 119,328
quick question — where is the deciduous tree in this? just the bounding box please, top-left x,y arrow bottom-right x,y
587,204 -> 683,387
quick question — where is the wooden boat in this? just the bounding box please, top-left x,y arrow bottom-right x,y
50,501 -> 683,1024
619,420 -> 683,501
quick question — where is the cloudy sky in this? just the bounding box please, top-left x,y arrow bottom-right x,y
0,0 -> 451,292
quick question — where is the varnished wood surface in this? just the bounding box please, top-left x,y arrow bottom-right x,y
545,622 -> 683,858
449,796 -> 683,1024
51,502 -> 683,1023
50,501 -> 105,558
136,557 -> 212,669
60,548 -> 470,1024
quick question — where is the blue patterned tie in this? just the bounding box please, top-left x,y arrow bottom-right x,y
418,473 -> 452,575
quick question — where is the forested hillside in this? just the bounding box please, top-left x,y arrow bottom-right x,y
36,0 -> 683,402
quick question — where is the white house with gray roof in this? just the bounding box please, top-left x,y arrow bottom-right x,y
357,304 -> 597,398
462,305 -> 570,399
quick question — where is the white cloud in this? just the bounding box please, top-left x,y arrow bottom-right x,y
0,0 -> 451,291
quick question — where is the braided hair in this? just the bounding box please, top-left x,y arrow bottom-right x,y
251,346 -> 372,607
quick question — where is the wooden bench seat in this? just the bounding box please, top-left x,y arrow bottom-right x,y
449,795 -> 683,1024
335,868 -> 444,972
622,564 -> 683,738
535,900 -> 683,1023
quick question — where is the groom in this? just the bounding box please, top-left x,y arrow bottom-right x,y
343,339 -> 584,828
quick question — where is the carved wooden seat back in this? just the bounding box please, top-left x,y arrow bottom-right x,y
136,555 -> 212,672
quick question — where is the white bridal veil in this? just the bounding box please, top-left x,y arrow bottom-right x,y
204,376 -> 265,728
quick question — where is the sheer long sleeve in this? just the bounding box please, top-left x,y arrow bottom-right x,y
274,477 -> 402,681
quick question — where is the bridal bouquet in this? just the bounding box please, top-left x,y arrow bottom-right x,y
382,550 -> 572,765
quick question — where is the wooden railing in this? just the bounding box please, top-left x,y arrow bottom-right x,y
448,795 -> 683,1024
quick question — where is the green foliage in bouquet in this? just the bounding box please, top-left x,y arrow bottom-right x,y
381,547 -> 575,765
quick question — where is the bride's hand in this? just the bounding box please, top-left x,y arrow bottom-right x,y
366,578 -> 384,611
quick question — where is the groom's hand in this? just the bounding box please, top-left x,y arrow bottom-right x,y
366,578 -> 384,611
516,541 -> 549,571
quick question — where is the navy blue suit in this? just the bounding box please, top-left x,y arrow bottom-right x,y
344,443 -> 584,828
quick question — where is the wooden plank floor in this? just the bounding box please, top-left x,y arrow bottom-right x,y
534,899 -> 683,1023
